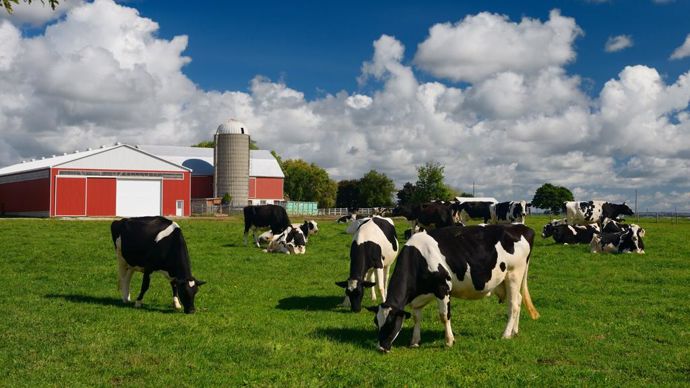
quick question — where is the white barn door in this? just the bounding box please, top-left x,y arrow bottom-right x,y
116,179 -> 161,217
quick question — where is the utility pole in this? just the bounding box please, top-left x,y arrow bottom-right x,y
472,181 -> 475,196
635,189 -> 638,222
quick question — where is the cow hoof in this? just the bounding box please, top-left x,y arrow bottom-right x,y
409,343 -> 420,348
377,346 -> 390,354
134,301 -> 143,308
445,341 -> 454,347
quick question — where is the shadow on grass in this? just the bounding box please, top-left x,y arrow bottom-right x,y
314,327 -> 375,349
45,294 -> 175,313
276,295 -> 347,312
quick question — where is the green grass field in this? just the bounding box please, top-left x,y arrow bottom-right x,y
1,215 -> 688,386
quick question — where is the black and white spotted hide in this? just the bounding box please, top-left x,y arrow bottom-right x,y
336,216 -> 399,312
590,225 -> 645,254
265,226 -> 307,254
368,224 -> 539,352
490,201 -> 529,224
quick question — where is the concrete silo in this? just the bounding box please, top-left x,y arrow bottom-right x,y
214,119 -> 250,207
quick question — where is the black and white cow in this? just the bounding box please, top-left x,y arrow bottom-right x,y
243,204 -> 291,246
336,216 -> 399,312
452,201 -> 494,223
391,203 -> 422,228
590,225 -> 646,254
265,226 -> 307,254
111,216 -> 205,314
368,224 -> 539,352
601,218 -> 632,234
392,202 -> 457,235
490,201 -> 530,224
542,223 -> 600,244
564,201 -> 634,226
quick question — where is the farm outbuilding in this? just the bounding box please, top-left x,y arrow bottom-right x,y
0,144 -> 191,217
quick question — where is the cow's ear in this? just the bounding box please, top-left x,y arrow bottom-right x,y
195,279 -> 206,287
365,306 -> 379,313
335,281 -> 348,288
526,203 -> 532,207
362,281 -> 376,288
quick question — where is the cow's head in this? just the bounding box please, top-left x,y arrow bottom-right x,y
285,227 -> 307,254
604,202 -> 635,219
511,201 -> 528,222
303,220 -> 318,235
335,278 -> 375,312
542,223 -> 555,238
618,225 -> 645,254
175,278 -> 206,314
367,304 -> 410,353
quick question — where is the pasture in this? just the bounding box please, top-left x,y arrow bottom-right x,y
0,215 -> 688,386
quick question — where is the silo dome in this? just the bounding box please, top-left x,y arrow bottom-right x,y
217,119 -> 249,135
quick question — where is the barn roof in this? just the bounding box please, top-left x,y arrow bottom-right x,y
136,145 -> 284,178
0,144 -> 190,177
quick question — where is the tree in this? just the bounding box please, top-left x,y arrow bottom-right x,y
396,182 -> 417,206
412,162 -> 453,204
282,159 -> 337,208
358,170 -> 395,207
336,180 -> 360,208
2,0 -> 58,13
532,183 -> 574,214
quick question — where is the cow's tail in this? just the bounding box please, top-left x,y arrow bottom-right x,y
521,256 -> 540,320
110,219 -> 123,249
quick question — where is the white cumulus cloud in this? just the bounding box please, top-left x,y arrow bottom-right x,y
605,35 -> 634,52
413,9 -> 583,83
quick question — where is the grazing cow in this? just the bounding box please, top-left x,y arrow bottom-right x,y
453,201 -> 494,223
265,226 -> 307,254
111,216 -> 205,314
542,223 -> 600,244
591,225 -> 646,254
564,201 -> 634,226
368,224 -> 539,352
490,201 -> 530,224
336,216 -> 399,312
243,204 -> 291,247
391,204 -> 422,228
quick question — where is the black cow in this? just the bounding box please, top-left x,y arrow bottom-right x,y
111,216 -> 205,314
392,202 -> 457,235
542,223 -> 600,244
453,201 -> 494,223
368,224 -> 539,352
490,201 -> 530,224
243,204 -> 291,247
564,201 -> 634,225
591,225 -> 646,254
336,216 -> 399,312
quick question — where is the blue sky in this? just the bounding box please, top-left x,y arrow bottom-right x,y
129,0 -> 690,99
1,0 -> 690,210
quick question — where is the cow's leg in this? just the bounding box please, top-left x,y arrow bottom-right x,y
410,308 -> 423,348
408,294 -> 434,348
437,295 -> 454,346
253,227 -> 261,247
375,267 -> 386,301
383,265 -> 391,300
366,269 -> 376,301
171,281 -> 181,309
119,266 -> 136,303
134,271 -> 152,308
502,271 -> 523,339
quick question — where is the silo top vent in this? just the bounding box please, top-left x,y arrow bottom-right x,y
217,119 -> 248,135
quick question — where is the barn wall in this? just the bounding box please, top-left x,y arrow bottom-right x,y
191,175 -> 213,199
86,178 -> 116,216
0,172 -> 50,216
162,172 -> 191,216
55,177 -> 86,216
252,177 -> 283,200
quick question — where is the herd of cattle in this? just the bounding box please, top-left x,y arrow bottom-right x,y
108,198 -> 645,353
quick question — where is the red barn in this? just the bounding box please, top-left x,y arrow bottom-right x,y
0,145 -> 191,217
